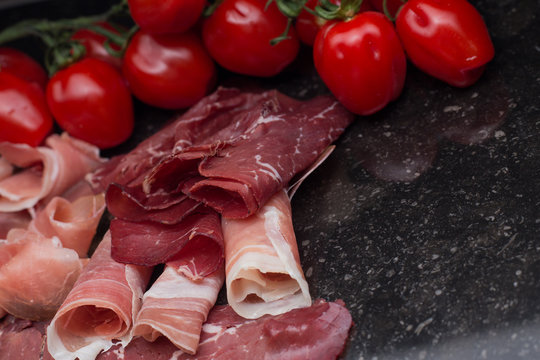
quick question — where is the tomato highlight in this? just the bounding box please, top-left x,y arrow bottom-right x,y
0,72 -> 53,146
202,0 -> 300,77
395,0 -> 495,87
314,11 -> 407,115
122,31 -> 216,109
46,58 -> 134,149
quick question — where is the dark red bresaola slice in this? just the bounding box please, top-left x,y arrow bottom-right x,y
110,209 -> 224,279
144,87 -> 354,219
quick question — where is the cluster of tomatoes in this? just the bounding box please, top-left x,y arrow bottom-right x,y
0,0 -> 494,149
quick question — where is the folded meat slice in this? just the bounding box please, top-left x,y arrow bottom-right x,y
96,299 -> 352,360
0,211 -> 31,238
145,88 -> 354,219
0,230 -> 85,321
133,265 -> 224,354
222,189 -> 310,319
0,133 -> 104,212
29,193 -> 105,257
47,232 -> 152,360
109,207 -> 224,278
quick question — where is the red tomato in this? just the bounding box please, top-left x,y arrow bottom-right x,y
395,0 -> 494,87
128,0 -> 205,34
122,31 -> 216,109
46,58 -> 134,149
71,22 -> 123,69
314,11 -> 406,115
0,48 -> 48,91
0,72 -> 53,146
369,0 -> 404,18
202,0 -> 300,77
296,0 -> 373,46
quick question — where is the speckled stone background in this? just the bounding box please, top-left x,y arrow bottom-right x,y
1,0 -> 539,359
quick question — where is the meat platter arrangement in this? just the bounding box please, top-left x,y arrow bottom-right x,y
0,0 -> 496,359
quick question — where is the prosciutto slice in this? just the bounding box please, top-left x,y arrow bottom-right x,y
0,230 -> 85,321
29,193 -> 105,257
46,232 -> 152,360
0,133 -> 104,212
95,299 -> 352,360
133,265 -> 225,354
222,189 -> 310,319
144,88 -> 353,219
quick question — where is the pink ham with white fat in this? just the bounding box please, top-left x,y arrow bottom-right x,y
0,230 -> 85,321
0,133 -> 104,212
223,189 -> 311,319
133,265 -> 225,354
47,232 -> 152,360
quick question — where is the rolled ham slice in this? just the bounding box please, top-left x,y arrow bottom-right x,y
222,189 -> 311,319
47,232 -> 152,360
0,133 -> 104,212
133,265 -> 225,354
0,230 -> 85,321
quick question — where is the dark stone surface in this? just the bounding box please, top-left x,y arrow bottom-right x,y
0,0 -> 538,359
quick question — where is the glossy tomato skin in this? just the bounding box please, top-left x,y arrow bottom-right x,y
0,48 -> 48,92
128,0 -> 205,34
202,0 -> 300,77
314,11 -> 406,115
71,22 -> 123,69
46,58 -> 134,149
122,31 -> 216,109
0,72 -> 53,146
395,0 -> 494,87
296,0 -> 373,46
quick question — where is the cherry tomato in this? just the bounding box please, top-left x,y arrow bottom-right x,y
0,72 -> 52,146
122,31 -> 216,109
128,0 -> 205,34
369,0 -> 404,19
202,0 -> 300,77
0,48 -> 48,91
314,11 -> 406,115
296,0 -> 373,46
71,22 -> 123,70
395,0 -> 494,87
46,58 -> 134,149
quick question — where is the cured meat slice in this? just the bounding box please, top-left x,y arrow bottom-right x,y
133,265 -> 225,354
0,230 -> 85,321
106,182 -> 200,225
109,207 -> 224,278
0,133 -> 104,212
145,88 -> 354,219
46,232 -> 152,360
0,211 -> 31,238
88,88 -> 265,192
96,299 -> 352,360
222,189 -> 310,319
29,193 -> 106,257
0,316 -> 51,360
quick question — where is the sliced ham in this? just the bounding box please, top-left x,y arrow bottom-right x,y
95,299 -> 352,360
0,230 -> 85,321
222,189 -> 310,319
0,211 -> 31,238
29,192 -> 106,257
133,265 -> 224,354
0,133 -> 105,212
144,88 -> 354,219
46,232 -> 152,360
